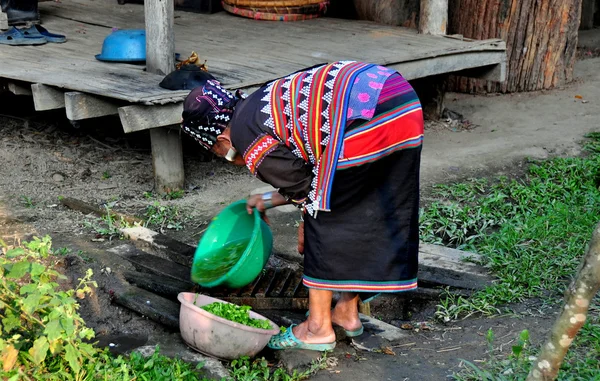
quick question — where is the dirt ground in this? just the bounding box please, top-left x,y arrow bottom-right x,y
2,31 -> 600,379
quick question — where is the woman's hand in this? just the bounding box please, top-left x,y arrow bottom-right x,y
246,193 -> 271,225
297,221 -> 305,255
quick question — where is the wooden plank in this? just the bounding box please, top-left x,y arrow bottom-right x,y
113,283 -> 180,330
418,242 -> 492,290
31,83 -> 65,111
390,50 -> 507,82
419,0 -> 448,35
7,82 -> 32,96
120,226 -> 196,267
65,92 -> 120,120
123,270 -> 195,298
419,242 -> 483,262
108,244 -> 194,284
118,103 -> 183,133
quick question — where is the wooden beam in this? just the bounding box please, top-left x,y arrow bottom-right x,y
31,83 -> 65,111
144,0 -> 183,193
65,92 -> 120,121
118,103 -> 182,133
391,49 -> 507,82
418,0 -> 448,35
0,11 -> 8,31
7,82 -> 32,96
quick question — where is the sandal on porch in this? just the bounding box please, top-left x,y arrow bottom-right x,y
267,324 -> 336,351
20,25 -> 66,43
0,26 -> 46,46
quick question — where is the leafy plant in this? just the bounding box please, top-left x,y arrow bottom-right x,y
201,302 -> 272,330
83,205 -> 133,240
20,195 -> 35,208
0,236 -> 98,378
101,171 -> 111,180
0,237 -> 221,380
144,202 -> 185,231
164,189 -> 185,200
229,355 -> 326,381
453,329 -> 531,381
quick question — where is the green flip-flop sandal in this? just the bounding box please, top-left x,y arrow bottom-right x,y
267,324 -> 336,351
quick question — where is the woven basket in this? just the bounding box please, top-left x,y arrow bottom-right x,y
222,2 -> 323,21
223,0 -> 324,8
229,1 -> 328,14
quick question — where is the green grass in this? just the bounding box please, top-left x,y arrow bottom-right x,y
419,133 -> 600,379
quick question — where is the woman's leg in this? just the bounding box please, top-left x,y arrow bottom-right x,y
331,292 -> 363,331
293,289 -> 336,343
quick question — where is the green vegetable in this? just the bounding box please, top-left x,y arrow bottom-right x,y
202,302 -> 272,330
193,240 -> 248,283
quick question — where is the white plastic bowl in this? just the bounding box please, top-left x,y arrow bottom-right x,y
177,292 -> 280,360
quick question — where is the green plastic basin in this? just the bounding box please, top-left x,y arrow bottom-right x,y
191,200 -> 273,288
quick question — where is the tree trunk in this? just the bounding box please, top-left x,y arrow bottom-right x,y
448,0 -> 582,93
526,222 -> 600,380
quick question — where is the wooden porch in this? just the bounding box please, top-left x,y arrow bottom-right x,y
0,0 -> 506,187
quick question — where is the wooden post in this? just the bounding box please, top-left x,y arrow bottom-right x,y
418,0 -> 448,35
580,0 -> 596,30
144,0 -> 184,193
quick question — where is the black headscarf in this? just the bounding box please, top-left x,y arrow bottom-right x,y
181,80 -> 244,150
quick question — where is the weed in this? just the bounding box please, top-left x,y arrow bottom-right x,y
83,205 -> 133,240
20,195 -> 35,208
53,247 -> 71,256
0,237 -> 217,380
452,329 -> 531,381
421,152 -> 600,320
424,132 -> 600,378
144,189 -> 185,200
229,354 -> 327,381
102,171 -> 111,179
164,188 -> 185,200
144,202 -> 185,231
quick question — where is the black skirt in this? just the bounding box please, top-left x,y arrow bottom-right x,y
302,146 -> 421,298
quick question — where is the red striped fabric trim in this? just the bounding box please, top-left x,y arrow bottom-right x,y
303,277 -> 418,292
271,79 -> 288,146
243,134 -> 280,175
340,103 -> 423,168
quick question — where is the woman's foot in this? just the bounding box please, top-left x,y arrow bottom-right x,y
331,293 -> 363,332
292,319 -> 336,344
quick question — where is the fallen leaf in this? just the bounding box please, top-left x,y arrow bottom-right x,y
400,323 -> 414,330
381,346 -> 396,356
1,345 -> 18,371
575,95 -> 583,99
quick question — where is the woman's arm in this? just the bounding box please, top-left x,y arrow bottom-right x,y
246,191 -> 289,214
